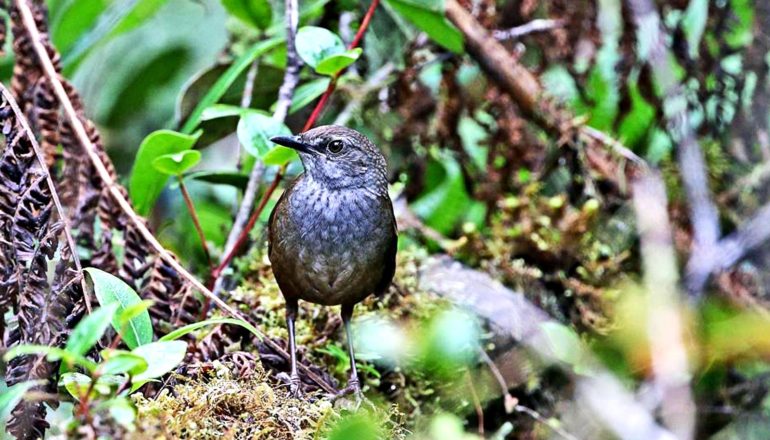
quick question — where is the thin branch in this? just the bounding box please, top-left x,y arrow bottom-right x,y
0,82 -> 90,313
632,173 -> 695,440
443,0 -> 648,184
233,60 -> 259,171
178,177 -> 211,267
12,0 -> 335,395
210,0 -> 382,285
624,0 -> 720,298
420,257 -> 677,440
513,404 -> 581,440
333,62 -> 394,126
212,0 -> 300,295
493,18 -> 565,40
686,202 -> 770,292
465,369 -> 484,436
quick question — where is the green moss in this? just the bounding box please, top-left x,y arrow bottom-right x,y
132,360 -> 406,439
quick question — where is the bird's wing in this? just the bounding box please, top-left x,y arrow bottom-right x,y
374,197 -> 398,297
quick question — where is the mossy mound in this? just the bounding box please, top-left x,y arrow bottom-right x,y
132,360 -> 406,439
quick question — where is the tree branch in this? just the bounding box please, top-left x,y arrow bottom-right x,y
214,0 -> 300,295
632,173 -> 695,440
443,0 -> 648,184
624,0 -> 721,298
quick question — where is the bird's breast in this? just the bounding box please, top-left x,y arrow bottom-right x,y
271,183 -> 393,305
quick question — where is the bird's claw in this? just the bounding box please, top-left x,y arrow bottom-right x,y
330,375 -> 363,407
277,372 -> 303,398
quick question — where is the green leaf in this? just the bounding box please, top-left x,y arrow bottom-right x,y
410,154 -> 470,234
110,0 -> 170,37
4,345 -> 97,372
101,352 -> 149,376
65,304 -> 119,357
315,48 -> 363,76
50,0 -> 110,55
60,373 -> 97,401
129,129 -> 202,215
160,317 -> 263,342
384,0 -> 463,53
105,396 -> 137,428
295,26 -> 346,69
288,78 -> 330,114
131,341 -> 187,383
236,111 -> 292,159
263,146 -> 298,166
56,0 -> 171,72
222,0 -> 272,30
201,104 -> 251,121
0,381 -> 44,425
682,0 -> 708,58
85,268 -> 154,349
116,300 -> 154,332
188,170 -> 250,189
180,37 -> 282,134
152,150 -> 202,176
539,322 -> 583,367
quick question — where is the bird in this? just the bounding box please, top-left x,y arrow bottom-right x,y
268,125 -> 397,397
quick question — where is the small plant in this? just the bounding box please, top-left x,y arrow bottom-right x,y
1,268 -> 258,433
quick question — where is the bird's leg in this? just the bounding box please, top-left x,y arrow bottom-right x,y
340,303 -> 361,397
286,298 -> 301,397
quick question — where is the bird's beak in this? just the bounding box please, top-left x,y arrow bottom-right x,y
271,135 -> 315,155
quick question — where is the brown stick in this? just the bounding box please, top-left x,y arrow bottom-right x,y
445,0 -> 550,129
178,177 -> 212,267
13,0 -> 335,395
444,0 -> 648,179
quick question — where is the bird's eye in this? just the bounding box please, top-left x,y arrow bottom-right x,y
327,140 -> 344,154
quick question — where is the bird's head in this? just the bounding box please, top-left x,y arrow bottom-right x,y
271,125 -> 387,189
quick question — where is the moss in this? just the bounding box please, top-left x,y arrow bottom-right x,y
132,360 -> 406,439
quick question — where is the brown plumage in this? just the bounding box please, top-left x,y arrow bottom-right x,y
268,125 -> 397,396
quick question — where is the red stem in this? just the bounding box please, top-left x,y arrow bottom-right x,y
179,177 -> 212,268
209,0 -> 381,286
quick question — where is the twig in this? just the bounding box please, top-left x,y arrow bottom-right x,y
625,0 -> 720,298
632,173 -> 695,440
465,369 -> 484,436
420,257 -> 677,440
13,0 -> 336,395
333,62 -> 394,126
513,404 -> 581,440
686,202 -> 770,292
210,0 -> 382,286
443,0 -> 647,184
178,176 -> 211,267
0,83 -> 91,313
234,60 -> 259,172
493,19 -> 565,40
212,0 -> 300,295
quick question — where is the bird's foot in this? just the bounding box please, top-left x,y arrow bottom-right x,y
342,376 -> 361,397
277,372 -> 303,398
330,376 -> 363,408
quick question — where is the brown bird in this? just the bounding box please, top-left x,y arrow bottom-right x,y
269,125 -> 397,397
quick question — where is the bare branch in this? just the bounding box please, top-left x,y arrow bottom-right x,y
443,0 -> 648,186
686,202 -> 770,292
632,173 -> 695,440
419,257 -> 677,440
493,19 -> 565,40
214,0 -> 300,296
624,0 -> 720,298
